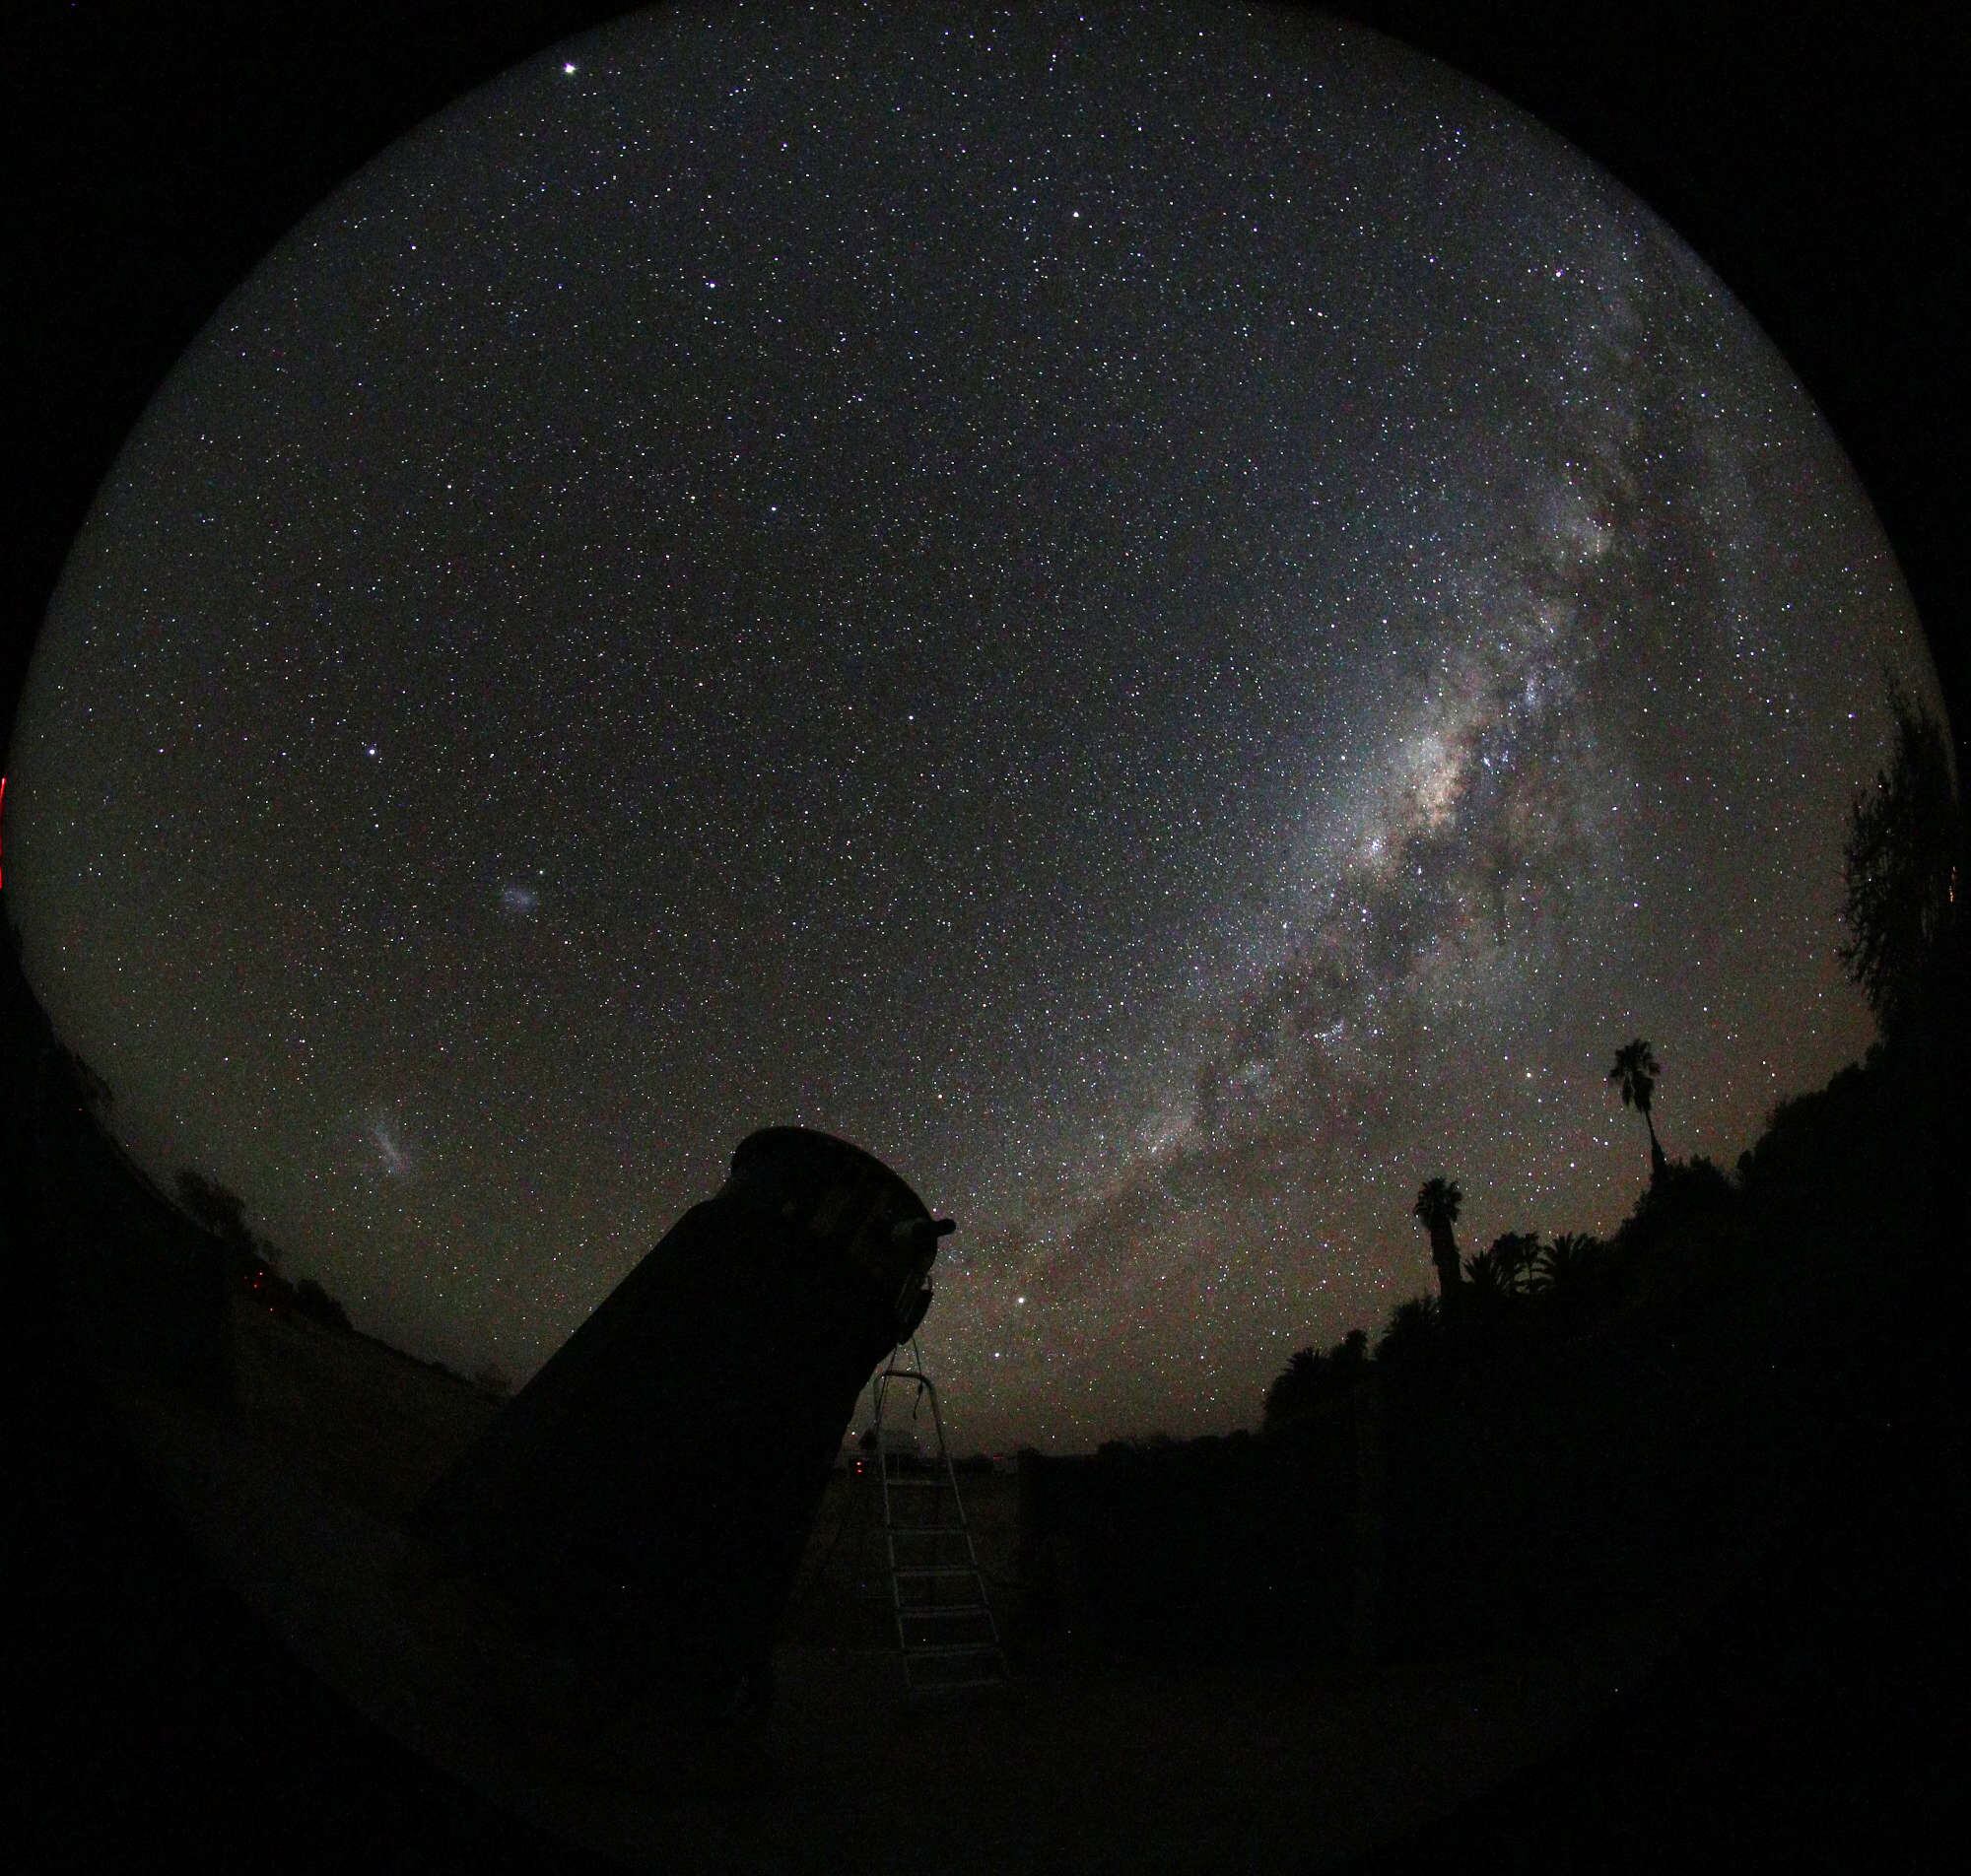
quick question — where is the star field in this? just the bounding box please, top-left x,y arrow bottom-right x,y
5,2 -> 1941,1449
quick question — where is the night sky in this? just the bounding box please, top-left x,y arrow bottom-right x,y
6,1 -> 1943,1450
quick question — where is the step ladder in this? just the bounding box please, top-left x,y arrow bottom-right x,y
867,1341 -> 1011,1696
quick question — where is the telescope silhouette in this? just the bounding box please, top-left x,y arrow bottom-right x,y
409,1126 -> 953,1717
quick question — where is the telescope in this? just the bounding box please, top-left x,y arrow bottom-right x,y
409,1126 -> 953,1717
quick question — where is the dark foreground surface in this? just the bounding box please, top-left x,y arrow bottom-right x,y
17,1307 -> 1654,1873
12,1268 -> 1964,1875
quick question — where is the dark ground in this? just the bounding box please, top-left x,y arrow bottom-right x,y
22,1301 -> 1686,1872
12,1217 -> 1966,1873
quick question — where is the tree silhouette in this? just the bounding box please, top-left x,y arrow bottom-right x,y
174,1168 -> 254,1252
1461,1234 -> 1539,1307
1609,1038 -> 1666,1179
1263,1327 -> 1371,1431
1838,679 -> 1960,1040
291,1276 -> 352,1332
1412,1177 -> 1464,1306
1615,1153 -> 1736,1255
174,1167 -> 286,1291
1535,1231 -> 1599,1297
1486,1230 -> 1542,1296
1461,1243 -> 1511,1309
1263,1348 -> 1325,1431
1375,1294 -> 1440,1364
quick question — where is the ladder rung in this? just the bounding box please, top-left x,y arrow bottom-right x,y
882,1478 -> 945,1489
886,1524 -> 971,1537
906,1676 -> 1007,1692
900,1606 -> 995,1622
905,1643 -> 1004,1660
894,1566 -> 983,1578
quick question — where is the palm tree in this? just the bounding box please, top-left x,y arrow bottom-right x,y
1460,1243 -> 1511,1310
1487,1230 -> 1542,1295
1412,1177 -> 1464,1306
1376,1294 -> 1440,1364
1609,1038 -> 1666,1178
1534,1231 -> 1597,1296
1263,1348 -> 1325,1432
